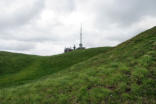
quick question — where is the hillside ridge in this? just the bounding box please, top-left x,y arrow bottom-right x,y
0,47 -> 111,88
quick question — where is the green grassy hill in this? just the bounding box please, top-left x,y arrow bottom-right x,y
0,47 -> 110,88
0,26 -> 156,104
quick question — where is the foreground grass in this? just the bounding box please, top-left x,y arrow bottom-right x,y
0,26 -> 156,104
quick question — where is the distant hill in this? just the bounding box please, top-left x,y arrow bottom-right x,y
0,47 -> 110,87
0,27 -> 155,104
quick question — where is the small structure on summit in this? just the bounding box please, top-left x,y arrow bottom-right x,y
64,45 -> 76,53
64,25 -> 85,53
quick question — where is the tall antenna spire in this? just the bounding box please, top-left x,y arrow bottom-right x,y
80,24 -> 82,44
79,24 -> 83,48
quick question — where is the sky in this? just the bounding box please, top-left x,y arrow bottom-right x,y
0,0 -> 156,56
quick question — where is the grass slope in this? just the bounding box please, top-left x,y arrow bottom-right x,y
0,27 -> 156,104
0,47 -> 110,88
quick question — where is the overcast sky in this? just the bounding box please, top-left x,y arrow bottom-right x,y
0,0 -> 156,55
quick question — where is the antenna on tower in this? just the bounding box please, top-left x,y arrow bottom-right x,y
80,24 -> 82,44
79,24 -> 83,48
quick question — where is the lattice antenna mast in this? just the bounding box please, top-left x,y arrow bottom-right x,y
79,24 -> 83,48
80,24 -> 82,44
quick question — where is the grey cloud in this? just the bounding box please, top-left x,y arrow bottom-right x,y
0,40 -> 36,51
0,0 -> 45,30
95,0 -> 156,27
46,0 -> 75,14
